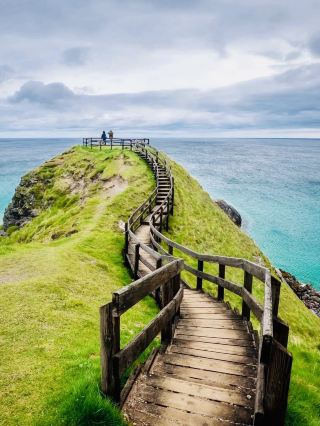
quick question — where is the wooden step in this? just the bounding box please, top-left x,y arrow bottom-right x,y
137,384 -> 252,424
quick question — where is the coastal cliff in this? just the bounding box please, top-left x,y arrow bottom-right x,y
0,147 -> 319,426
216,199 -> 242,227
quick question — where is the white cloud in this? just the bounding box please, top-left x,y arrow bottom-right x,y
0,0 -> 320,136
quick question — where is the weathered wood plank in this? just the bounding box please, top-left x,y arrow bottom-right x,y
147,374 -> 254,408
116,288 -> 183,374
125,401 -> 225,426
176,325 -> 249,340
174,332 -> 255,347
162,353 -> 256,376
153,361 -> 256,390
172,337 -> 256,356
179,319 -> 247,330
169,344 -> 256,364
113,259 -> 183,315
181,312 -> 236,319
139,384 -> 253,423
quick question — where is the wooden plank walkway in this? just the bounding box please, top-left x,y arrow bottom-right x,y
123,289 -> 257,425
123,150 -> 258,425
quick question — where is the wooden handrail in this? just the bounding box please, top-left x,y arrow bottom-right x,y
100,259 -> 183,401
96,138 -> 292,423
130,143 -> 292,424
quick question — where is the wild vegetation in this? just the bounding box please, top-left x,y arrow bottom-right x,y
163,156 -> 320,426
0,146 -> 157,425
0,146 -> 319,425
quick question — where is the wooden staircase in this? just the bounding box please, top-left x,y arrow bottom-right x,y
97,142 -> 292,426
123,288 -> 257,425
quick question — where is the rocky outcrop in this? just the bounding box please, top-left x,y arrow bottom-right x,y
3,172 -> 50,230
216,200 -> 242,227
280,269 -> 320,317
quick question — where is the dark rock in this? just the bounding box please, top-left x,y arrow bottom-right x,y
3,172 -> 47,230
65,229 -> 78,237
280,269 -> 320,317
216,200 -> 242,227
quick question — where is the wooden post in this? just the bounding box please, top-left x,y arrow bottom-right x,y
218,264 -> 225,301
273,317 -> 289,348
124,222 -> 129,255
264,338 -> 292,426
161,279 -> 173,344
242,271 -> 253,320
134,243 -> 140,280
155,258 -> 163,307
165,199 -> 169,231
100,303 -> 120,400
99,140 -> 101,150
197,260 -> 203,291
159,207 -> 163,233
171,177 -> 174,215
111,139 -> 113,149
271,276 -> 281,317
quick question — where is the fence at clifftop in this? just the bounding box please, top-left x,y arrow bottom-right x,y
84,138 -> 292,425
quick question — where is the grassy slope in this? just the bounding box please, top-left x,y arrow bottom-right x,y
164,158 -> 320,426
1,146 -> 319,425
0,146 -> 157,425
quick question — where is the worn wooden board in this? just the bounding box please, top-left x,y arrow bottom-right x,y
172,337 -> 256,356
179,319 -> 247,330
125,401 -> 225,426
169,344 -> 256,365
138,384 -> 253,423
147,374 -> 254,407
162,352 -> 256,376
176,325 -> 249,340
174,332 -> 255,347
152,361 -> 256,390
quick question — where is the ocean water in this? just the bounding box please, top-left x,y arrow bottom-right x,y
152,138 -> 320,290
0,138 -> 319,289
0,138 -> 76,220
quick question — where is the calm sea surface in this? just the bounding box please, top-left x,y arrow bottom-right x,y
0,138 -> 319,289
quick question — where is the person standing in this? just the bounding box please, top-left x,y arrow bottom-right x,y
101,130 -> 107,143
108,130 -> 114,141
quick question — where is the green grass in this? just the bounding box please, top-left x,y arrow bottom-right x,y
162,157 -> 320,426
1,146 -> 319,425
0,146 -> 157,425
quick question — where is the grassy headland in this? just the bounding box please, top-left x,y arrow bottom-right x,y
163,157 -> 320,426
0,146 -> 157,425
0,146 -> 319,425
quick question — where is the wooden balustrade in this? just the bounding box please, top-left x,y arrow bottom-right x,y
133,143 -> 292,425
100,259 -> 183,402
97,140 -> 292,424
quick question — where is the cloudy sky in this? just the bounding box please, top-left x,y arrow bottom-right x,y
0,0 -> 320,137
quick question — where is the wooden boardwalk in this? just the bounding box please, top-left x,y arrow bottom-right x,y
97,142 -> 292,426
123,288 -> 257,425
123,152 -> 258,425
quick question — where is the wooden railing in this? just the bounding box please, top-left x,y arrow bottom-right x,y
99,141 -> 292,425
143,145 -> 292,426
83,137 -> 149,150
124,144 -> 174,280
100,259 -> 183,402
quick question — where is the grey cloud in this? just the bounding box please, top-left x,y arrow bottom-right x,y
61,47 -> 89,66
0,65 -> 14,83
10,81 -> 75,105
2,63 -> 320,134
309,35 -> 320,56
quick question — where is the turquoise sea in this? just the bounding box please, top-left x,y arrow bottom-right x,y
0,138 -> 319,290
